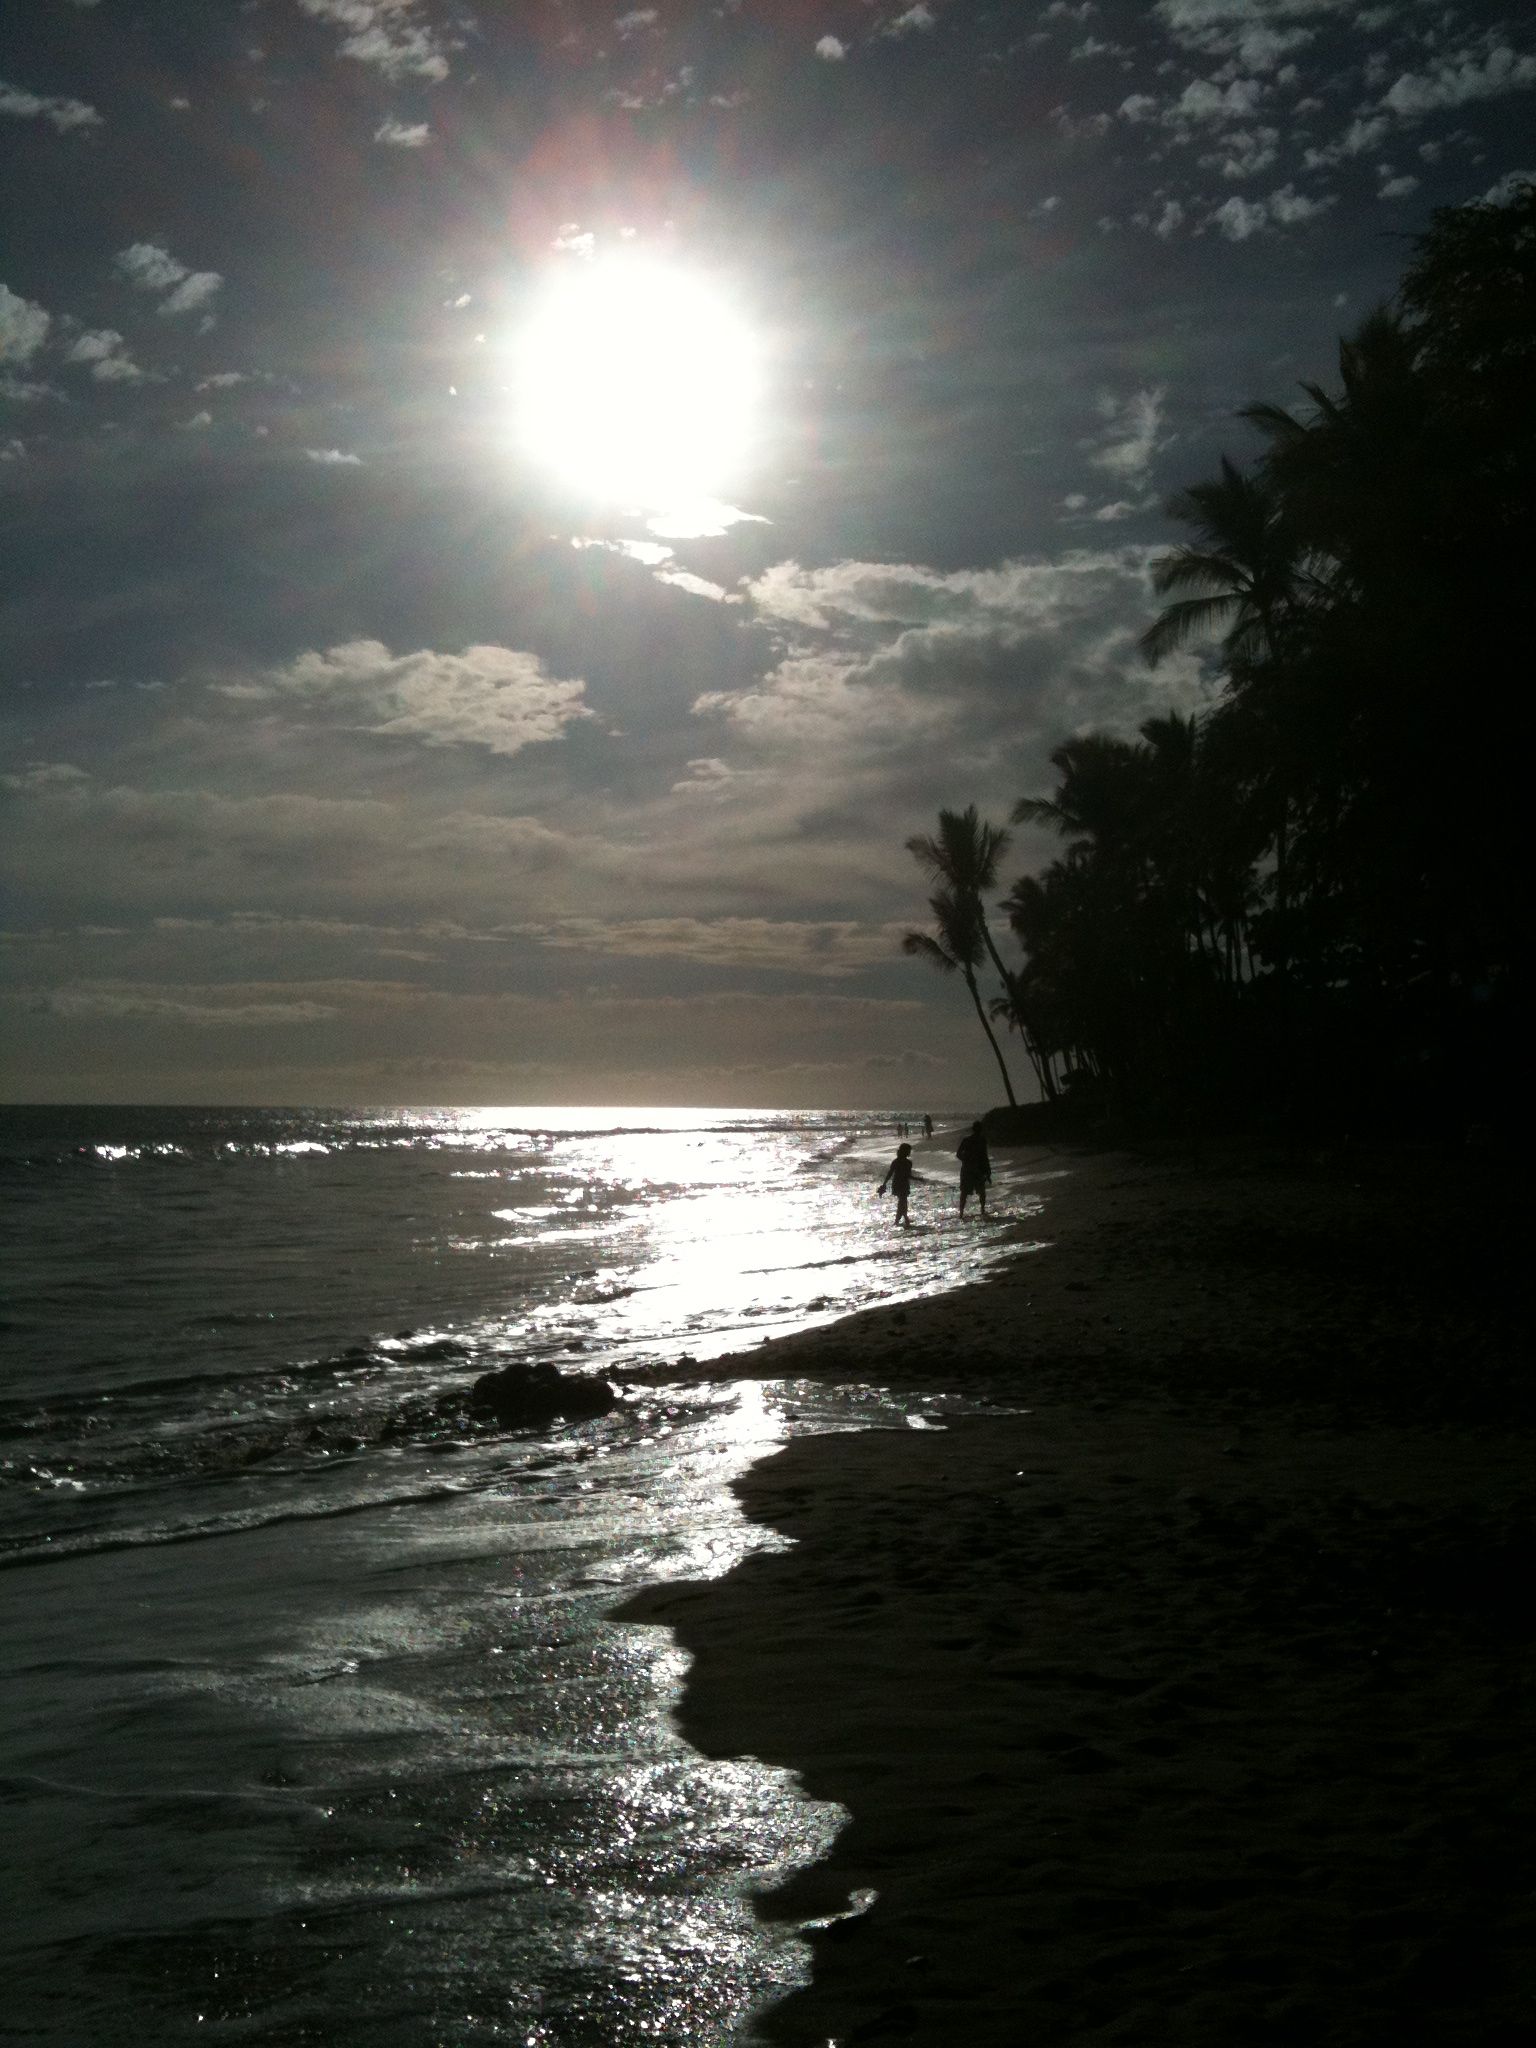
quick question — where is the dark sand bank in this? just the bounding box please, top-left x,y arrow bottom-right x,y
620,1144 -> 1534,2046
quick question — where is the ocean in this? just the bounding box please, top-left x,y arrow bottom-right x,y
0,1105 -> 1037,2045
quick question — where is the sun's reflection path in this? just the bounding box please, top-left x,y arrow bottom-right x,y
225,1375 -> 918,2042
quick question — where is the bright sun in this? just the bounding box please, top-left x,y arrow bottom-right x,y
513,253 -> 760,509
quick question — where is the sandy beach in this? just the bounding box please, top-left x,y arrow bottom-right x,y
620,1138 -> 1533,2046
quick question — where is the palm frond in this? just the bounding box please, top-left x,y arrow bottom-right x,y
901,930 -> 958,973
1139,594 -> 1238,666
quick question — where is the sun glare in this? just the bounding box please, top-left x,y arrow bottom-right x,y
513,254 -> 760,509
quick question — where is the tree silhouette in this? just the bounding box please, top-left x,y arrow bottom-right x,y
905,805 -> 1049,1095
902,885 -> 1019,1107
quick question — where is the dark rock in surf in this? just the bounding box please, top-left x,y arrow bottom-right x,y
468,1361 -> 616,1428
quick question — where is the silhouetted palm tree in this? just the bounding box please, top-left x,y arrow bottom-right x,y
1137,457 -> 1309,668
905,805 -> 1045,1092
902,885 -> 1019,1106
903,804 -> 1010,978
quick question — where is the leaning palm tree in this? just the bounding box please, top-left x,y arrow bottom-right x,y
902,885 -> 1019,1107
905,803 -> 1016,1006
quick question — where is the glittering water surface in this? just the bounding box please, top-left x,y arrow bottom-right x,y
0,1107 -> 1044,2043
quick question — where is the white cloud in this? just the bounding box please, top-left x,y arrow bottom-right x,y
1210,181 -> 1334,237
815,35 -> 847,62
1303,113 -> 1390,168
160,270 -> 223,317
297,1 -> 450,82
1088,386 -> 1167,481
1154,198 -> 1186,237
615,8 -> 659,36
114,242 -> 189,292
251,639 -> 594,758
1212,193 -> 1269,239
883,5 -> 937,35
514,915 -> 902,977
1267,180 -> 1335,223
1168,76 -> 1264,123
1378,171 -> 1419,199
0,282 -> 50,364
375,117 -> 430,146
114,242 -> 223,318
67,328 -> 144,382
0,77 -> 102,132
656,570 -> 735,602
1211,125 -> 1280,178
180,409 -> 214,430
1481,169 -> 1536,205
304,446 -> 363,464
41,985 -> 339,1027
1384,44 -> 1536,118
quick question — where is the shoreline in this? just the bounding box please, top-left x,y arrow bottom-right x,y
618,1140 -> 1533,2046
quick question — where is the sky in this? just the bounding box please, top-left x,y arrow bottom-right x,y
2,0 -> 1531,1108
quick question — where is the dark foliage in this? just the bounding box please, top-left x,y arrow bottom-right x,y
906,186 -> 1534,1131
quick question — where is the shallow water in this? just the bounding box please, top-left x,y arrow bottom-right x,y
0,1106 -> 1042,2043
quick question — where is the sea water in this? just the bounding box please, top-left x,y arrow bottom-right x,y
0,1106 -> 1034,2045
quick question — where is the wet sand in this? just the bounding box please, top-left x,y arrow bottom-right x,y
620,1142 -> 1533,2046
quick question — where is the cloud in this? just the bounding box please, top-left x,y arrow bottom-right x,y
2,770 -> 584,905
815,36 -> 847,62
1167,76 -> 1265,124
1209,126 -> 1280,179
1211,182 -> 1334,237
248,638 -> 594,757
180,409 -> 214,430
508,916 -> 905,977
39,984 -> 339,1027
160,272 -> 223,317
713,550 -> 1209,785
0,77 -> 102,132
66,328 -> 144,382
1087,387 -> 1167,481
615,8 -> 659,36
304,446 -> 363,464
375,117 -> 430,146
297,1 -> 450,83
656,570 -> 735,603
1384,44 -> 1536,118
882,5 -> 937,35
114,242 -> 223,318
1154,198 -> 1185,237
1302,113 -> 1390,169
1267,181 -> 1335,224
1481,169 -> 1536,205
114,242 -> 190,292
0,282 -> 50,364
1212,194 -> 1269,240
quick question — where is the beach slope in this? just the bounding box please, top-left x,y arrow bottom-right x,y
620,1144 -> 1533,2046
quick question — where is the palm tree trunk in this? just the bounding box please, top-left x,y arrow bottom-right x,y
963,965 -> 1018,1105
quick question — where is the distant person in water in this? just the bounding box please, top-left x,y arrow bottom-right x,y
922,1113 -> 933,1138
878,1142 -> 916,1226
956,1121 -> 991,1217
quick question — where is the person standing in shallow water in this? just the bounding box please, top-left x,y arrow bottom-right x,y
878,1142 -> 916,1226
956,1121 -> 991,1218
